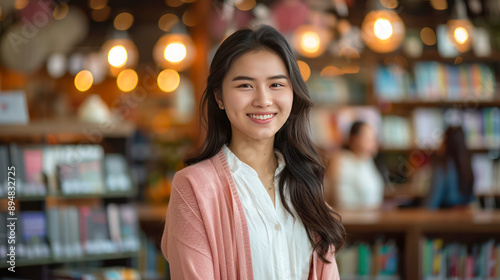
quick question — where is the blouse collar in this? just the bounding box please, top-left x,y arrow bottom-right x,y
222,144 -> 285,177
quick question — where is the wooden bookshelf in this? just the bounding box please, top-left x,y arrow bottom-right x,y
341,209 -> 500,280
137,204 -> 500,280
0,119 -> 135,138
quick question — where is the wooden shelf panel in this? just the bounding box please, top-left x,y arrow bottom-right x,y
0,119 -> 135,137
378,99 -> 500,108
0,190 -> 138,201
0,251 -> 138,268
340,209 -> 500,230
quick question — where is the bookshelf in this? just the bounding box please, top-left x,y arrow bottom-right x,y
340,209 -> 500,280
0,119 -> 141,280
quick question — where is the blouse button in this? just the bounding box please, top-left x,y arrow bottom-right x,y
274,224 -> 280,231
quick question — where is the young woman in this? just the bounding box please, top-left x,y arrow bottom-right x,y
161,25 -> 345,280
426,126 -> 475,209
325,121 -> 385,210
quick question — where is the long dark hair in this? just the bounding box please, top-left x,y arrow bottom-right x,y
439,126 -> 474,197
185,25 -> 345,262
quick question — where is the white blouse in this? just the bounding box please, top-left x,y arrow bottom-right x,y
222,145 -> 313,280
336,150 -> 384,210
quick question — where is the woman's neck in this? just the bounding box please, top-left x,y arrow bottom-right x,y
227,140 -> 278,176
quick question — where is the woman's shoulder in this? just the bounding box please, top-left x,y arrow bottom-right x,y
174,157 -> 219,184
171,152 -> 228,196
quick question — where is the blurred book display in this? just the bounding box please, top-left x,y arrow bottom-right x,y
1,0 -> 500,279
337,240 -> 399,280
421,238 -> 500,279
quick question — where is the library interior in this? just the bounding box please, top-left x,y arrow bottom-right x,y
0,0 -> 500,279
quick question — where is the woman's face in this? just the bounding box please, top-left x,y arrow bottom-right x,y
352,125 -> 379,157
216,50 -> 293,144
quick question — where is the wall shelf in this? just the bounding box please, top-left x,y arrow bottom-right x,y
0,119 -> 135,138
0,251 -> 139,268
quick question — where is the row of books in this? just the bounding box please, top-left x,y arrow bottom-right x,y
422,238 -> 500,279
375,62 -> 497,101
51,267 -> 140,280
311,106 -> 500,151
0,203 -> 140,262
413,108 -> 500,150
336,240 -> 399,279
138,235 -> 170,280
381,108 -> 500,150
0,144 -> 133,198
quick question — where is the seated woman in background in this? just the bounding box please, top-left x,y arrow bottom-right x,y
325,121 -> 385,211
426,126 -> 475,209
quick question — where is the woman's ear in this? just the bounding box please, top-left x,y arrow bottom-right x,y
215,91 -> 224,110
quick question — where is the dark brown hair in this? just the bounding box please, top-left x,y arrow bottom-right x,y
439,126 -> 474,197
185,25 -> 345,262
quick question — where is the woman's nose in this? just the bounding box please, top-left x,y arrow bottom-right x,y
253,86 -> 272,107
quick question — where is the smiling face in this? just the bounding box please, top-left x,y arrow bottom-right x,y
216,50 -> 294,144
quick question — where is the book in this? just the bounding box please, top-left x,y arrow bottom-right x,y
472,154 -> 494,195
119,204 -> 140,252
412,108 -> 443,149
22,148 -> 46,196
84,207 -> 115,254
8,144 -> 26,196
20,211 -> 50,259
46,207 -> 62,259
0,145 -> 9,197
104,154 -> 132,192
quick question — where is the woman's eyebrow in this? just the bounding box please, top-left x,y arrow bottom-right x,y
231,75 -> 288,81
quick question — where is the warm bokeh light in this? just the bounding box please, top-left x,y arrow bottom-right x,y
454,27 -> 468,44
301,32 -> 321,54
297,60 -> 311,82
341,65 -> 360,74
235,0 -> 256,11
74,70 -> 93,92
53,4 -> 69,20
91,6 -> 111,22
379,0 -> 398,9
102,38 -> 139,73
430,0 -> 447,10
293,25 -> 331,58
181,0 -> 197,3
182,10 -> 198,27
157,69 -> 180,92
361,10 -> 405,53
152,112 -> 172,134
374,18 -> 393,40
153,34 -> 195,71
117,69 -> 138,92
159,13 -> 179,32
114,12 -> 134,31
89,0 -> 108,10
108,45 -> 128,67
14,0 -> 29,10
447,19 -> 474,52
320,66 -> 343,77
164,43 -> 187,63
420,27 -> 437,45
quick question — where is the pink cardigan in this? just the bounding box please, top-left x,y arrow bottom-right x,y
161,149 -> 340,280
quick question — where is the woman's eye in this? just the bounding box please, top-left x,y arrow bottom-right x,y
237,84 -> 252,88
271,83 -> 283,88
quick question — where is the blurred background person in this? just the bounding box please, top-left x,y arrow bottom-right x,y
325,120 -> 385,211
426,126 -> 475,209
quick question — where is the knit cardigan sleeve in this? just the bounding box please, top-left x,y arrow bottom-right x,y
161,170 -> 215,280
